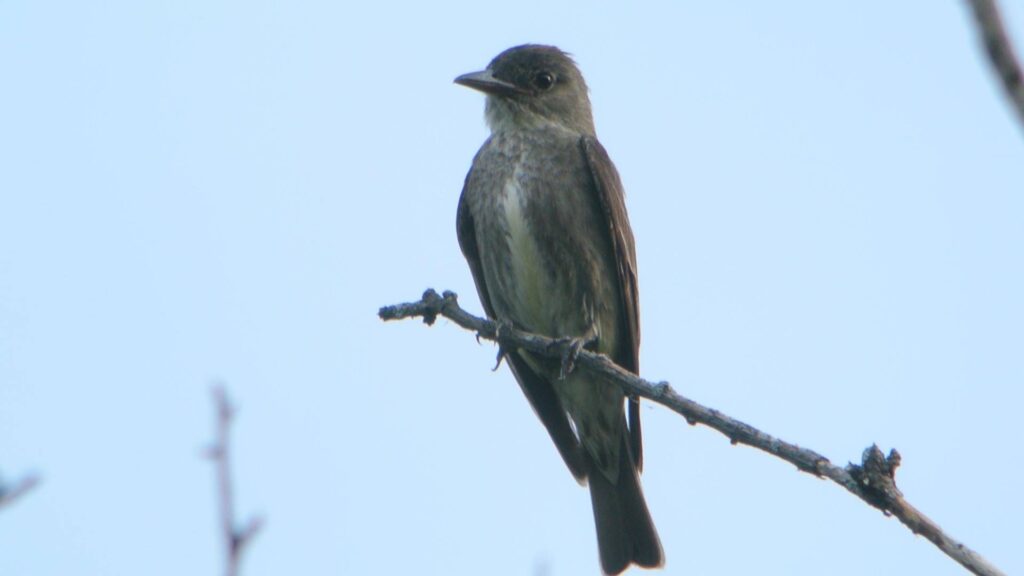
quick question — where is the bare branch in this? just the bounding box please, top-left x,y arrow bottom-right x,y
206,386 -> 264,576
380,289 -> 1007,576
966,0 -> 1024,132
0,473 -> 41,510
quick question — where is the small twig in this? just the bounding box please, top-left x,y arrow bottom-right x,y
0,473 -> 41,510
966,0 -> 1024,133
380,289 -> 1007,576
206,386 -> 264,576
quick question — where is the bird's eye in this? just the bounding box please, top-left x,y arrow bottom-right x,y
534,71 -> 555,90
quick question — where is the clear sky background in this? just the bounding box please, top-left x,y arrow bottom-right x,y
1,2 -> 1022,575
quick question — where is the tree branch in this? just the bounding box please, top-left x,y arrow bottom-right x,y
379,289 -> 1007,576
966,0 -> 1024,132
0,472 -> 40,511
205,386 -> 264,576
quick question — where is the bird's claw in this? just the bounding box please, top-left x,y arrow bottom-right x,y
492,347 -> 507,371
491,319 -> 513,371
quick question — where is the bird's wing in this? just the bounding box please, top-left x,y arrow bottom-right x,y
580,136 -> 645,471
457,188 -> 587,482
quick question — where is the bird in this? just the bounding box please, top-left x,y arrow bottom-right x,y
454,44 -> 663,575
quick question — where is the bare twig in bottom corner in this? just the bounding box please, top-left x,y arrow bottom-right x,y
966,0 -> 1024,133
0,473 -> 41,510
206,386 -> 264,576
379,289 -> 1007,576
848,446 -> 1004,576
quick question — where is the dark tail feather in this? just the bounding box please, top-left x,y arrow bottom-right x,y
587,435 -> 663,575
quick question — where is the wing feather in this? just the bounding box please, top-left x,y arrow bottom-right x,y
580,136 -> 645,471
457,188 -> 587,481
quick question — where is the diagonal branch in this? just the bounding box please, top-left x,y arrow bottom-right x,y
966,0 -> 1024,132
380,289 -> 1007,576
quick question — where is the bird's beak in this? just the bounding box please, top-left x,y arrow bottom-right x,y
454,69 -> 526,96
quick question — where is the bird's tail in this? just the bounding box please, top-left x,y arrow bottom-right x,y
587,432 -> 664,575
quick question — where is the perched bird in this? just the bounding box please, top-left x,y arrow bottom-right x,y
454,45 -> 663,575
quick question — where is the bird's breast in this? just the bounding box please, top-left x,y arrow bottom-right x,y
470,129 -> 612,343
497,160 -> 555,334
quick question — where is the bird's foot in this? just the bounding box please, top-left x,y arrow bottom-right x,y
491,319 -> 514,371
550,334 -> 596,380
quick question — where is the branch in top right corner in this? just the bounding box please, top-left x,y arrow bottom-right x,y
967,0 -> 1024,132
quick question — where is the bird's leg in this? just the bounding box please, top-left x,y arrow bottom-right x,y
551,328 -> 598,380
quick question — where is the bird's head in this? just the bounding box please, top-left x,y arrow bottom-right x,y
455,44 -> 595,136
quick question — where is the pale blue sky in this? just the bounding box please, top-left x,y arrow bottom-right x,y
1,2 -> 1022,575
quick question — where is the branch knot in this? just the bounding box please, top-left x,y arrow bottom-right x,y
848,444 -> 903,511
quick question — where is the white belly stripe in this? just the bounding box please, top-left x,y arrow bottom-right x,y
501,166 -> 547,329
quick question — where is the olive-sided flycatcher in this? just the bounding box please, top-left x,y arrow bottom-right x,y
454,45 -> 663,575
